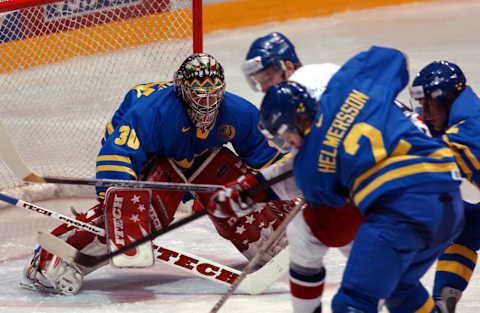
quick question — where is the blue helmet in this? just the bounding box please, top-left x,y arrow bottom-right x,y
258,81 -> 317,151
242,32 -> 300,91
410,60 -> 466,108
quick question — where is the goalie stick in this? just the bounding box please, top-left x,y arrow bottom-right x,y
1,121 -> 294,292
0,170 -> 293,289
0,191 -> 289,295
38,231 -> 289,295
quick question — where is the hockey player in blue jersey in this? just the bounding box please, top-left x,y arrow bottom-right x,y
411,60 -> 480,313
238,32 -> 366,313
21,53 -> 292,295
252,46 -> 464,313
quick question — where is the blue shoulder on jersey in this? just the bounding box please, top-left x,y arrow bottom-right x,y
293,46 -> 461,211
96,82 -> 284,195
218,92 -> 286,171
441,86 -> 480,188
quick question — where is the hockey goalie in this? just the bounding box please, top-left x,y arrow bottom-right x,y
21,53 -> 293,295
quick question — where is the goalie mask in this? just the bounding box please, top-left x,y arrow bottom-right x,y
174,53 -> 225,130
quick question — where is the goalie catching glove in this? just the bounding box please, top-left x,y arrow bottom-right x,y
208,173 -> 267,219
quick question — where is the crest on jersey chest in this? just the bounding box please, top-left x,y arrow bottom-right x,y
217,124 -> 236,141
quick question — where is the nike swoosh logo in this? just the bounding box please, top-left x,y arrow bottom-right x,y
182,127 -> 191,133
315,114 -> 323,128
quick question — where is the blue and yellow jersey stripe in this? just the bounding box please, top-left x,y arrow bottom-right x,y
350,151 -> 459,208
441,119 -> 480,189
294,46 -> 462,210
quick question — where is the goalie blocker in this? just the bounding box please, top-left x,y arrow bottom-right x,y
22,147 -> 292,294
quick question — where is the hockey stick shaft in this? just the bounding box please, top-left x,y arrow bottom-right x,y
33,169 -> 292,195
39,176 -> 223,193
210,197 -> 306,313
0,122 -> 222,193
0,192 -> 105,236
1,121 -> 291,194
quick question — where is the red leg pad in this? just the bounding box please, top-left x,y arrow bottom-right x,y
40,202 -> 106,270
142,157 -> 186,229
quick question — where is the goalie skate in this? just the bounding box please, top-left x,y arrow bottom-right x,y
20,247 -> 83,295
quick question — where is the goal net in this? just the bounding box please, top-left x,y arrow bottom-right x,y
0,0 -> 202,202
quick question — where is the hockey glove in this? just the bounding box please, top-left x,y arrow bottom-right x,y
208,174 -> 265,219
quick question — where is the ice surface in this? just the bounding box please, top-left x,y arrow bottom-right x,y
2,1 -> 480,312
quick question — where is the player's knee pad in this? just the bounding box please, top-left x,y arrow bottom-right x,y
209,199 -> 292,265
48,201 -> 106,262
141,156 -> 187,228
190,147 -> 250,207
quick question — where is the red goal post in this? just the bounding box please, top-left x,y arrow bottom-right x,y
0,0 -> 202,202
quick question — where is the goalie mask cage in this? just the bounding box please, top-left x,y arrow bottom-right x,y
0,0 -> 202,202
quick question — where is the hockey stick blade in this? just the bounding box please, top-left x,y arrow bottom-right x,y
0,123 -> 41,181
240,246 -> 289,294
38,231 -> 289,294
73,209 -> 207,267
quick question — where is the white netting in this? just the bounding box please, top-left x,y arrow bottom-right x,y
0,0 -> 196,202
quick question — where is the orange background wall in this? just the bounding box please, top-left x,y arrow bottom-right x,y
204,0 -> 439,33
